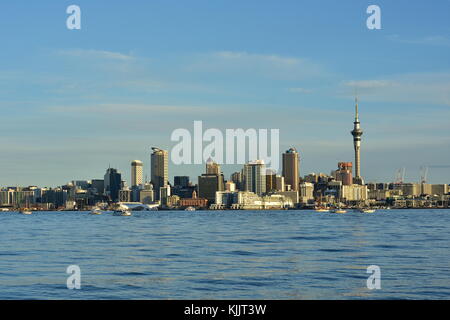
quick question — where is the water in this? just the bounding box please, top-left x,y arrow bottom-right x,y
0,209 -> 449,300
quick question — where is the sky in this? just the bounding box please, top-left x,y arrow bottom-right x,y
1,0 -> 450,187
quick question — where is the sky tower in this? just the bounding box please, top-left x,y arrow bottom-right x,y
351,98 -> 364,185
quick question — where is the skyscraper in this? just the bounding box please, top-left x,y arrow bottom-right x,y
282,148 -> 300,191
243,160 -> 266,196
104,168 -> 122,202
151,147 -> 168,200
206,158 -> 221,175
131,160 -> 143,187
198,159 -> 224,204
351,98 -> 364,185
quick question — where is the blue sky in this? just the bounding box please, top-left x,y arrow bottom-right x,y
1,0 -> 450,186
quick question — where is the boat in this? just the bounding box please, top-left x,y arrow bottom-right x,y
331,208 -> 347,214
113,208 -> 132,216
90,207 -> 103,215
358,208 -> 376,213
315,192 -> 329,212
184,206 -> 196,212
20,198 -> 32,214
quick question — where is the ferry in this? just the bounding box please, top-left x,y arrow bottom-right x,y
184,206 -> 196,212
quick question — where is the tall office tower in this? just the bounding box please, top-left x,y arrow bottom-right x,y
131,160 -> 143,187
243,160 -> 267,196
231,172 -> 243,190
174,176 -> 190,188
104,168 -> 122,202
151,147 -> 169,200
282,147 -> 300,191
206,158 -> 221,175
265,169 -> 277,193
350,98 -> 364,185
198,174 -> 224,204
198,159 -> 224,204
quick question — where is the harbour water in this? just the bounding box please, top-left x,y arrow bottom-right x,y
0,209 -> 449,299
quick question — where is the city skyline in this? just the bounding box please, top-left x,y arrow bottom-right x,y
1,97 -> 448,189
1,1 -> 450,186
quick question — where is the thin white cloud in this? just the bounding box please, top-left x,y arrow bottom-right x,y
57,48 -> 135,61
287,87 -> 314,93
387,34 -> 450,47
186,51 -> 328,80
342,73 -> 450,106
45,103 -> 215,115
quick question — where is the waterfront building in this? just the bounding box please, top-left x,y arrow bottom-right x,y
118,189 -> 132,202
431,184 -> 448,196
160,185 -> 171,206
299,182 -> 314,203
272,191 -> 299,205
166,195 -> 180,208
351,98 -> 364,185
243,160 -> 266,196
393,183 -> 421,197
342,184 -> 368,202
215,191 -> 293,210
151,147 -> 169,200
131,160 -> 143,187
179,191 -> 208,209
104,168 -> 122,202
139,183 -> 155,204
282,148 -> 300,191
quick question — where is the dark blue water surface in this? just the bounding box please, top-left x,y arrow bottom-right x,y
0,209 -> 449,299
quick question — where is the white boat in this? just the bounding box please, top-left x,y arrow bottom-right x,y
114,208 -> 132,216
331,209 -> 347,214
358,208 -> 376,213
20,210 -> 32,215
90,208 -> 103,215
184,206 -> 196,212
315,207 -> 329,212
